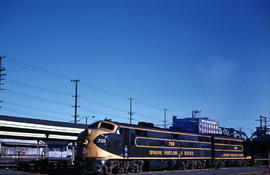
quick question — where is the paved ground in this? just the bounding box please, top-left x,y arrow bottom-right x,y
137,167 -> 270,175
0,167 -> 269,175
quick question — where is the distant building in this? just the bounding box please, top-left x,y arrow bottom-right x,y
171,116 -> 219,134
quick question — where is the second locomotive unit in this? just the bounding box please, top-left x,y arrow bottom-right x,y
75,120 -> 249,174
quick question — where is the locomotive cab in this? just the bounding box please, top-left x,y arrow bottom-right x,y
75,121 -> 122,174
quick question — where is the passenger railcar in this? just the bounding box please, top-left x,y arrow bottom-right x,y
75,120 -> 249,174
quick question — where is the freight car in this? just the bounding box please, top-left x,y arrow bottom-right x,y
75,120 -> 250,174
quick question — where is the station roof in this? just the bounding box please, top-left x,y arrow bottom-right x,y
0,115 -> 87,128
0,115 -> 88,141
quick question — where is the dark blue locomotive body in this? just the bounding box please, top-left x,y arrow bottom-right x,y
75,120 -> 249,174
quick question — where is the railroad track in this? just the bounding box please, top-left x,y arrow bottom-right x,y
0,167 -> 269,175
133,167 -> 270,175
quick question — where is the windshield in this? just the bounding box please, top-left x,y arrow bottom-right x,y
99,122 -> 115,130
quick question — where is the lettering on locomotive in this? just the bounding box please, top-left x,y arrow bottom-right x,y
180,151 -> 194,156
148,150 -> 195,156
149,150 -> 163,155
96,138 -> 106,144
164,151 -> 178,156
149,150 -> 178,156
222,153 -> 244,157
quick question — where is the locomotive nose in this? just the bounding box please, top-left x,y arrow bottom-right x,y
83,129 -> 92,146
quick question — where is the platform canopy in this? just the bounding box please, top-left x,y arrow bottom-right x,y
0,115 -> 88,141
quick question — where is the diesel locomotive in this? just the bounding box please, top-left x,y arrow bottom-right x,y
75,120 -> 250,174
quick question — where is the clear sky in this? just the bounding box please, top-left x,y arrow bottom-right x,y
0,0 -> 269,136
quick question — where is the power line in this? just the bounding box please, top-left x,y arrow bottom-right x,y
80,106 -> 127,120
80,83 -> 129,99
135,98 -> 164,110
4,56 -> 180,123
1,106 -> 67,121
5,79 -> 71,96
4,79 -> 129,123
4,101 -> 71,116
6,57 -> 71,80
6,78 -> 128,114
7,57 -> 166,111
7,78 -> 128,116
5,78 -> 144,122
5,78 -> 128,115
6,89 -> 71,107
5,78 -> 152,123
135,111 -> 160,121
80,96 -> 127,113
7,57 -> 128,99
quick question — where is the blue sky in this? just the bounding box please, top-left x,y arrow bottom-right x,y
0,0 -> 269,135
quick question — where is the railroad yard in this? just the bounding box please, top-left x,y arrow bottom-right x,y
1,1 -> 270,175
0,167 -> 270,175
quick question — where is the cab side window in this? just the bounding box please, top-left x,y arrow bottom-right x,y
116,127 -> 124,135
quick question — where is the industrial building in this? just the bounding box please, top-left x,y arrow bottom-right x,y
171,111 -> 219,134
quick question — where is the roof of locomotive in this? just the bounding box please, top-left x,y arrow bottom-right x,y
88,120 -> 245,141
100,120 -> 211,137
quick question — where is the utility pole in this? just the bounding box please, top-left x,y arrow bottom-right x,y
71,79 -> 80,124
256,116 -> 268,136
163,108 -> 168,129
0,56 -> 6,108
128,98 -> 134,125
